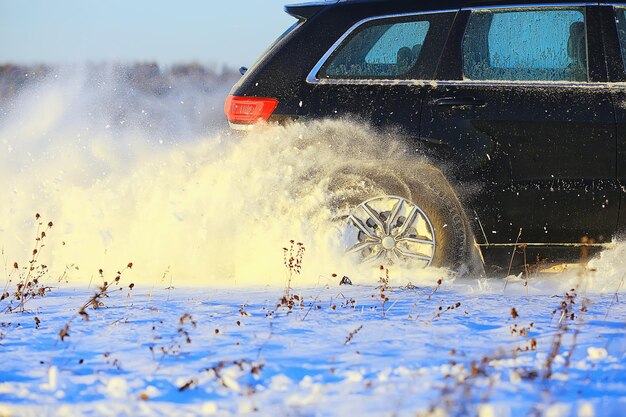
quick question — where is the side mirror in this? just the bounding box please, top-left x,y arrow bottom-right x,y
239,67 -> 248,76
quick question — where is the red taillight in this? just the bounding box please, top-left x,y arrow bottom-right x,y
224,95 -> 279,125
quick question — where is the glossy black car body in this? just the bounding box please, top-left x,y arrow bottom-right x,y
227,0 -> 626,271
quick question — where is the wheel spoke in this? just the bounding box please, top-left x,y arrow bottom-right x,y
348,215 -> 376,240
397,207 -> 419,236
346,240 -> 378,255
394,247 -> 432,262
362,247 -> 386,264
386,198 -> 404,234
361,203 -> 386,232
398,236 -> 435,246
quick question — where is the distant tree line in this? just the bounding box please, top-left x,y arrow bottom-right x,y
0,63 -> 240,98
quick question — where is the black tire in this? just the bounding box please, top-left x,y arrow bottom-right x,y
328,162 -> 482,275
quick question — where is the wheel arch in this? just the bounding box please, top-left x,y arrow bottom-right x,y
327,159 -> 486,275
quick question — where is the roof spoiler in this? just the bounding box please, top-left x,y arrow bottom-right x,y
285,2 -> 335,20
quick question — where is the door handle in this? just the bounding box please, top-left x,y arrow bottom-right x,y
434,97 -> 487,108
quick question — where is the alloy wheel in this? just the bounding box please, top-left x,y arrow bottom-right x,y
346,195 -> 436,267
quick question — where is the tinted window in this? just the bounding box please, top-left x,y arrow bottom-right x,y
463,8 -> 588,82
320,18 -> 431,79
614,7 -> 626,71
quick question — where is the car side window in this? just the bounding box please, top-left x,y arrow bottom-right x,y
462,8 -> 588,82
614,7 -> 626,71
319,18 -> 431,79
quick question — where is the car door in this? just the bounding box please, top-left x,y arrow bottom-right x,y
421,5 -> 619,245
602,4 -> 626,235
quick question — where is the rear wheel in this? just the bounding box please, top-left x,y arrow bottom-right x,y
330,164 -> 480,273
346,195 -> 437,267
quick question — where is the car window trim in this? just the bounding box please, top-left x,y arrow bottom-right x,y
463,2 -> 597,11
437,79 -> 614,87
304,79 -> 617,87
306,9 -> 460,85
305,79 -> 619,88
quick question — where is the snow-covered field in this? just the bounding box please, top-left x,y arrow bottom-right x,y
1,67 -> 625,416
1,272 -> 626,417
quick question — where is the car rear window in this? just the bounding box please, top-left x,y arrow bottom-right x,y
318,16 -> 433,79
462,8 -> 588,82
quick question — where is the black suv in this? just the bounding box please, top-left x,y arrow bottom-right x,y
225,0 -> 626,274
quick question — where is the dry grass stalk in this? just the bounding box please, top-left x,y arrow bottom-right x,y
59,262 -> 134,342
282,240 -> 305,298
372,265 -> 391,318
604,273 -> 625,320
279,240 -> 306,311
345,325 -> 363,345
78,263 -> 134,318
2,214 -> 55,314
544,288 -> 579,379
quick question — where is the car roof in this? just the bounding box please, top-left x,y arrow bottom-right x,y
303,0 -> 600,10
334,0 -> 598,5
285,1 -> 600,22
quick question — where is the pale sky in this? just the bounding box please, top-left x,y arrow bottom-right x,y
0,0 -> 297,68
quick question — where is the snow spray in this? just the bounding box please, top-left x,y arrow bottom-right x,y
0,67 -> 624,292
